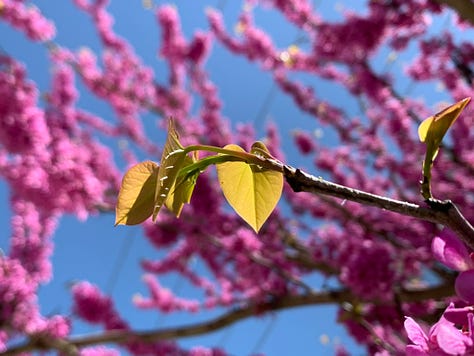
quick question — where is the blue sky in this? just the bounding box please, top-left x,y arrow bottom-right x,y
1,1 -> 464,355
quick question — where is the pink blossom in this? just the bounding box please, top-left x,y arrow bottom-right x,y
432,229 -> 474,303
339,240 -> 397,301
0,56 -> 51,154
0,1 -> 55,41
72,282 -> 115,324
9,198 -> 57,283
189,346 -> 226,356
293,130 -> 314,154
314,15 -> 384,62
157,5 -> 187,62
42,315 -> 71,339
72,282 -> 221,354
0,330 -> 7,352
190,68 -> 232,147
134,275 -> 200,313
187,31 -> 212,65
0,255 -> 64,342
80,346 -> 120,356
405,304 -> 474,355
265,0 -> 320,29
207,8 -> 245,54
432,229 -> 474,272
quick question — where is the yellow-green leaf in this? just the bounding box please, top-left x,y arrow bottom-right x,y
165,155 -> 198,217
251,141 -> 273,158
115,161 -> 158,226
153,119 -> 186,221
418,97 -> 470,199
216,144 -> 283,232
418,97 -> 470,143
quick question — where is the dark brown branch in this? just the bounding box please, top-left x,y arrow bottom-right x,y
283,165 -> 474,250
431,0 -> 474,27
398,281 -> 455,302
2,284 -> 455,355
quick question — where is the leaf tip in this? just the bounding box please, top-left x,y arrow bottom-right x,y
418,116 -> 433,142
418,97 -> 471,143
460,96 -> 471,107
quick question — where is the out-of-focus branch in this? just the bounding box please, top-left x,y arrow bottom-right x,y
431,0 -> 474,26
2,283 -> 455,355
283,165 -> 474,250
205,234 -> 315,293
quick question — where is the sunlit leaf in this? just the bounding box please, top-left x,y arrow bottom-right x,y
216,143 -> 283,232
165,155 -> 198,217
115,161 -> 158,226
418,97 -> 470,143
153,120 -> 187,221
418,97 -> 470,199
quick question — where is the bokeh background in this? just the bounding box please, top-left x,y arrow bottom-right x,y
1,1 -> 468,354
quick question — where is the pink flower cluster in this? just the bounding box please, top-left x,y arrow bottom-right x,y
72,282 -> 226,355
404,230 -> 474,354
0,0 -> 55,41
0,255 -> 69,351
0,56 -> 51,155
406,304 -> 474,356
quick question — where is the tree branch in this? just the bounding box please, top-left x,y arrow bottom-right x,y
283,165 -> 474,250
431,0 -> 474,27
2,284 -> 455,355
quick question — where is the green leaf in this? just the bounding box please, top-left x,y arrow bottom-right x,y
418,97 -> 470,199
216,143 -> 283,232
418,97 -> 471,143
115,161 -> 158,226
165,155 -> 198,217
153,119 -> 187,221
250,141 -> 273,157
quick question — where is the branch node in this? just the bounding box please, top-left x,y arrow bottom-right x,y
425,198 -> 453,212
284,165 -> 303,192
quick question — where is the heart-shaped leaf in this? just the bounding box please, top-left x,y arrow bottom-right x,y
115,161 -> 158,226
153,120 -> 187,221
418,97 -> 470,199
216,144 -> 283,232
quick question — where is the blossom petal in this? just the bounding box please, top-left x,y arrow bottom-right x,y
456,270 -> 474,303
405,317 -> 429,349
436,323 -> 472,355
406,345 -> 429,356
432,229 -> 472,271
444,306 -> 474,326
430,304 -> 456,336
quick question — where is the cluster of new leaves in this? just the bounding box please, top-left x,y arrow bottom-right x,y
116,120 -> 283,233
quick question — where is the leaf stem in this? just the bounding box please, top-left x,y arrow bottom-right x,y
177,155 -> 246,178
183,144 -> 283,172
